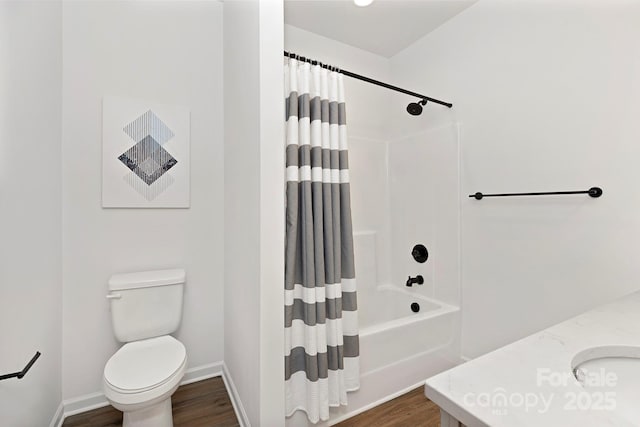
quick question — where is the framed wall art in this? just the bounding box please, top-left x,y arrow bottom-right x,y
102,96 -> 190,208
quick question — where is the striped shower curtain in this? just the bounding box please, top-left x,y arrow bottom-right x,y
284,58 -> 360,423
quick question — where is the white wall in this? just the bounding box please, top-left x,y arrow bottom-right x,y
61,0 -> 224,399
224,1 -> 284,425
224,3 -> 260,423
0,1 -> 62,426
258,2 -> 286,424
390,0 -> 640,358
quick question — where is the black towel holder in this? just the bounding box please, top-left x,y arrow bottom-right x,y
470,187 -> 603,200
0,351 -> 41,381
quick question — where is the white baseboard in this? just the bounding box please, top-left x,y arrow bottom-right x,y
222,363 -> 250,427
63,392 -> 110,418
181,361 -> 223,385
56,361 -> 224,423
50,402 -> 65,427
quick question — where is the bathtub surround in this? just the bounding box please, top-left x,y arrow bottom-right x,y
387,124 -> 461,307
285,58 -> 360,423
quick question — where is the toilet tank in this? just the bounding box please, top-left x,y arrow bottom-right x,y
107,269 -> 185,343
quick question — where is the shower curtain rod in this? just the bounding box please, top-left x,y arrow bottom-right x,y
284,50 -> 453,109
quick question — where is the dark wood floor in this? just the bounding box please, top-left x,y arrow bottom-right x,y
335,387 -> 441,427
62,377 -> 239,427
63,378 -> 440,427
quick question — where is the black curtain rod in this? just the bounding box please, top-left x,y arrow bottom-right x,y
284,50 -> 453,109
469,187 -> 603,200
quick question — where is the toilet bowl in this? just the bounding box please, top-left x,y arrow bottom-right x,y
103,269 -> 187,427
103,335 -> 187,427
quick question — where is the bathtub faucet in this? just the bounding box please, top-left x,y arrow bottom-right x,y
406,275 -> 424,287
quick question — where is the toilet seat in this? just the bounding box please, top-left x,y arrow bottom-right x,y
104,335 -> 186,397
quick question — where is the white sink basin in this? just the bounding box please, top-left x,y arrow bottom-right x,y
571,346 -> 640,419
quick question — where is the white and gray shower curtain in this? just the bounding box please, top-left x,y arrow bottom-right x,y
284,58 -> 360,423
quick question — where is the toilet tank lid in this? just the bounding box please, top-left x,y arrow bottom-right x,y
108,269 -> 186,291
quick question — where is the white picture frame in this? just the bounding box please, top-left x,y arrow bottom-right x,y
102,96 -> 190,208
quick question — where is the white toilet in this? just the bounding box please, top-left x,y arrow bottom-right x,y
103,269 -> 188,427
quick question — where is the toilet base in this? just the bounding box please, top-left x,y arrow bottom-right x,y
122,397 -> 173,427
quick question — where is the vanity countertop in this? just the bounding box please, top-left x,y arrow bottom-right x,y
424,290 -> 640,426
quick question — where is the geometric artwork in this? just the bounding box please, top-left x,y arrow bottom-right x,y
118,136 -> 177,185
102,96 -> 190,208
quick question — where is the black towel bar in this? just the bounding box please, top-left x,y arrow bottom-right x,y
470,187 -> 603,200
0,351 -> 41,381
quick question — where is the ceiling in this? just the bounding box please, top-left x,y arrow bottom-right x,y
284,0 -> 477,58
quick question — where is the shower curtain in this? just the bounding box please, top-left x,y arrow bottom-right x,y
284,58 -> 360,423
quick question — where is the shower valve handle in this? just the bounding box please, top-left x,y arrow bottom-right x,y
406,275 -> 424,287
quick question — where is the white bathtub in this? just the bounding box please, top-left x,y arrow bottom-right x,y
324,286 -> 460,425
286,242 -> 462,427
359,285 -> 456,332
357,285 -> 459,379
285,283 -> 461,427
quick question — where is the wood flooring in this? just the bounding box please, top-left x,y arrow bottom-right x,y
63,379 -> 440,427
62,377 -> 239,427
335,387 -> 441,427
